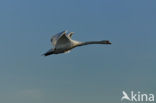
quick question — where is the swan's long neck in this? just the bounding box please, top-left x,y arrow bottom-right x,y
77,40 -> 111,47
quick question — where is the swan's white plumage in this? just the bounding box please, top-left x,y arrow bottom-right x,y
51,30 -> 67,47
43,30 -> 111,56
67,32 -> 74,38
51,30 -> 81,49
55,34 -> 72,49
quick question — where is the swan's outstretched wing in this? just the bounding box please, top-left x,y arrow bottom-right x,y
43,49 -> 54,56
55,33 -> 72,49
51,30 -> 67,47
67,32 -> 74,38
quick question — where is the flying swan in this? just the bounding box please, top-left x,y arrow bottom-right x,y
43,30 -> 111,56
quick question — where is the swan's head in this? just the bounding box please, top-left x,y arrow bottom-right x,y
100,40 -> 112,44
105,40 -> 112,44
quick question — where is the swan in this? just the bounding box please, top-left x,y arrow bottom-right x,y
43,30 -> 111,56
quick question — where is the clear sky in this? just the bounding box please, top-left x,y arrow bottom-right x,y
0,0 -> 156,103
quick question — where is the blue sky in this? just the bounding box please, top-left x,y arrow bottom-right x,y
0,0 -> 156,103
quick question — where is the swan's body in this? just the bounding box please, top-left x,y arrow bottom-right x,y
44,30 -> 111,56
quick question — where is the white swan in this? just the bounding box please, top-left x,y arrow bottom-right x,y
43,30 -> 111,56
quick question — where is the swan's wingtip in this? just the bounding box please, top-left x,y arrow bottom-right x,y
41,52 -> 53,56
41,53 -> 47,56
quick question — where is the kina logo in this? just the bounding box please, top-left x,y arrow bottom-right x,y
121,91 -> 154,102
